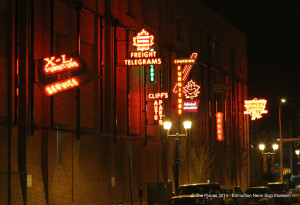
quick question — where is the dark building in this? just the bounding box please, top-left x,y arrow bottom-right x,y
0,0 -> 248,204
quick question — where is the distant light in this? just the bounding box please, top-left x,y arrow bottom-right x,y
183,121 -> 192,129
296,150 -> 300,155
163,121 -> 172,130
259,144 -> 265,151
276,139 -> 280,142
273,144 -> 279,150
281,99 -> 286,103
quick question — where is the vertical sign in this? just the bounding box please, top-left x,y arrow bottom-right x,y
154,100 -> 164,125
216,112 -> 224,141
177,65 -> 183,116
149,65 -> 155,83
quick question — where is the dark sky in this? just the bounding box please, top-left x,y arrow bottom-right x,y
200,1 -> 300,111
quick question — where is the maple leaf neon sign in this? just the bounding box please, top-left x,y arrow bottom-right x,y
133,29 -> 154,51
183,80 -> 200,99
244,98 -> 268,120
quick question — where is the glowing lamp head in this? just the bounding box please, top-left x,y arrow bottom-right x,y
281,99 -> 286,103
259,144 -> 265,151
183,121 -> 192,130
272,144 -> 279,150
296,150 -> 300,156
163,121 -> 172,130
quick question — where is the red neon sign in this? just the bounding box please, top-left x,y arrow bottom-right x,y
124,58 -> 162,66
124,29 -> 162,66
173,53 -> 198,93
154,100 -> 164,125
216,112 -> 224,141
183,80 -> 200,99
133,29 -> 154,51
183,100 -> 200,112
43,55 -> 78,74
37,53 -> 85,85
244,98 -> 268,120
177,65 -> 183,116
148,92 -> 168,125
44,77 -> 79,96
148,92 -> 168,100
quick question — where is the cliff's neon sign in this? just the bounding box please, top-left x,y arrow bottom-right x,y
148,92 -> 168,125
124,29 -> 162,66
216,112 -> 224,141
244,98 -> 268,120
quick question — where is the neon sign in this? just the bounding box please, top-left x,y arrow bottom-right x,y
124,29 -> 162,66
244,98 -> 268,120
37,53 -> 85,85
183,100 -> 200,112
147,92 -> 168,125
174,59 -> 196,64
177,65 -> 183,116
149,65 -> 155,82
44,77 -> 79,96
133,29 -> 154,51
173,53 -> 198,93
154,100 -> 164,125
183,80 -> 200,99
174,54 -> 198,116
148,92 -> 168,100
216,112 -> 224,141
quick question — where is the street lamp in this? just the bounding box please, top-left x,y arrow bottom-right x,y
279,98 -> 286,182
295,150 -> 300,158
163,121 -> 192,192
259,143 -> 278,155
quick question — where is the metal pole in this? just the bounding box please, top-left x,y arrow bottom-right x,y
174,137 -> 179,193
279,102 -> 283,182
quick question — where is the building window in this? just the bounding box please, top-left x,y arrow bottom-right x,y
176,17 -> 183,42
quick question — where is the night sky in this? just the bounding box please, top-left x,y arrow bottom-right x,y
200,1 -> 300,112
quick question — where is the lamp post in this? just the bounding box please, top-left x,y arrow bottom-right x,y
279,98 -> 286,182
295,150 -> 300,158
259,143 -> 279,155
163,121 -> 192,193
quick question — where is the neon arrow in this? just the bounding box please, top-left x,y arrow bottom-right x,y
173,52 -> 198,93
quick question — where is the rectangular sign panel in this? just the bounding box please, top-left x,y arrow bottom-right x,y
37,53 -> 86,85
182,100 -> 200,112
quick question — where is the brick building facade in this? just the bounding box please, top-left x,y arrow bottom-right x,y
0,0 -> 249,204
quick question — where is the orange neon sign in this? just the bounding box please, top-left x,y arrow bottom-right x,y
173,53 -> 198,93
148,92 -> 168,125
44,77 -> 79,96
148,92 -> 168,100
244,98 -> 268,120
154,100 -> 164,125
183,80 -> 200,99
43,55 -> 79,74
124,58 -> 162,66
124,29 -> 162,66
216,112 -> 224,141
177,65 -> 183,116
133,29 -> 154,51
37,53 -> 86,85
